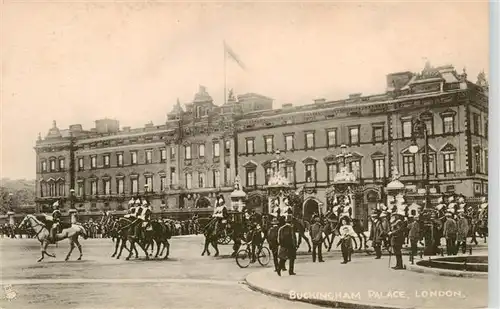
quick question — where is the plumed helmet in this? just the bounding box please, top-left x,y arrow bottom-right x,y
128,198 -> 135,205
135,199 -> 141,205
458,196 -> 465,203
437,196 -> 443,203
142,200 -> 148,206
448,196 -> 454,203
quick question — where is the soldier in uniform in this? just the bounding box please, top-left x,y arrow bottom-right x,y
369,213 -> 384,259
443,212 -> 458,256
266,217 -> 280,272
49,201 -> 62,244
124,198 -> 136,219
388,212 -> 406,270
277,215 -> 297,276
141,200 -> 153,232
309,214 -> 324,262
407,214 -> 421,261
379,211 -> 390,249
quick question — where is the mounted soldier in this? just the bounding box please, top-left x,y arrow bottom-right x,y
124,198 -> 137,220
49,201 -> 62,244
141,200 -> 153,232
213,195 -> 229,236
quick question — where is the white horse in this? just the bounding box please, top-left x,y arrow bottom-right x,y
18,215 -> 88,262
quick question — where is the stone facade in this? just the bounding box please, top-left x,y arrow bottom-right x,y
35,64 -> 488,223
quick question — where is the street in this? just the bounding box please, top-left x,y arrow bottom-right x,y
0,235 -> 322,309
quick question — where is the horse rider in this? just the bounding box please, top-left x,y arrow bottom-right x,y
277,215 -> 297,276
388,211 -> 406,270
124,198 -> 137,219
212,195 -> 229,236
141,200 -> 153,232
49,201 -> 62,244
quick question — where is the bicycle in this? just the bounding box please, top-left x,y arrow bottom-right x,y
235,242 -> 271,268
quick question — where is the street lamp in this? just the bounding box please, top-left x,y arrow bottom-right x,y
408,117 -> 430,208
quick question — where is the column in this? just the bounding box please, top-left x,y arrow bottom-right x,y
230,138 -> 236,184
219,139 -> 225,186
176,144 -> 181,186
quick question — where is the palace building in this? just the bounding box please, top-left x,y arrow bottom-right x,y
35,63 -> 489,223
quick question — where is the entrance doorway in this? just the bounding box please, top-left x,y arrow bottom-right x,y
303,199 -> 319,221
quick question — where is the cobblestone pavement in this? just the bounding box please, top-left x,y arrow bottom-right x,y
0,236 -> 322,309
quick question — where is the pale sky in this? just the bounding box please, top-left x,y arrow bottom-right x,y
0,1 -> 489,180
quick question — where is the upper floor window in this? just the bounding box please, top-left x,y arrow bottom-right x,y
285,134 -> 294,151
199,144 -> 205,158
130,151 -> 137,165
422,154 -> 436,175
103,179 -> 111,195
327,163 -> 338,183
160,176 -> 167,191
213,170 -> 220,188
185,173 -> 192,189
305,132 -> 315,149
246,138 -> 255,154
117,153 -> 123,167
285,166 -> 295,183
327,129 -> 337,147
185,145 -> 192,160
372,125 -> 384,143
170,147 -> 176,160
442,115 -> 455,134
225,163 -> 231,186
90,180 -> 98,195
131,178 -> 138,194
146,150 -> 153,164
265,167 -> 273,185
59,158 -> 65,170
305,164 -> 316,182
145,176 -> 153,192
90,156 -> 97,169
213,142 -> 220,157
373,159 -> 385,179
198,172 -> 206,188
117,178 -> 124,194
402,120 -> 412,138
103,155 -> 110,167
77,158 -> 84,171
41,161 -> 47,172
264,136 -> 274,153
349,160 -> 361,178
246,169 -> 256,187
50,159 -> 56,171
474,147 -> 482,174
443,153 -> 456,174
225,140 -> 231,155
348,127 -> 360,145
77,181 -> 84,197
473,113 -> 481,135
402,155 -> 415,176
160,149 -> 167,162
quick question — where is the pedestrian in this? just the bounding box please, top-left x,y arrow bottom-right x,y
337,217 -> 356,264
456,210 -> 469,254
379,212 -> 390,249
309,215 -> 324,263
443,212 -> 458,256
388,213 -> 406,270
369,213 -> 384,259
407,215 -> 421,260
266,217 -> 280,272
277,215 -> 297,276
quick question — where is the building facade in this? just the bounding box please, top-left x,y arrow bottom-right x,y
35,63 -> 488,223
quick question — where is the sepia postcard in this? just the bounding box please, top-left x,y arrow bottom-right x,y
0,1 -> 492,309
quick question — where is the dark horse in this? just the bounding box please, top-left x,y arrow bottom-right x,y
293,218 -> 312,252
143,219 -> 173,259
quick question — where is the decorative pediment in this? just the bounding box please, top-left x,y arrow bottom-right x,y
440,108 -> 456,117
143,171 -> 153,177
262,160 -> 272,168
56,177 -> 65,182
345,152 -> 363,162
440,143 -> 457,153
102,174 -> 111,180
158,170 -> 166,177
88,175 -> 98,180
129,173 -> 139,179
243,160 -> 258,169
401,147 -> 415,155
302,156 -> 318,165
417,145 -> 437,154
323,154 -> 339,164
115,173 -> 125,179
370,151 -> 386,159
420,111 -> 433,120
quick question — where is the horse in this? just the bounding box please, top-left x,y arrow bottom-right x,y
17,215 -> 88,262
143,219 -> 172,259
293,217 -> 312,252
201,218 -> 220,257
469,205 -> 488,244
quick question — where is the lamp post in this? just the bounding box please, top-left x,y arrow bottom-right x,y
408,117 -> 430,208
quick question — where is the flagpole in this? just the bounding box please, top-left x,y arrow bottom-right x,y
223,40 -> 227,105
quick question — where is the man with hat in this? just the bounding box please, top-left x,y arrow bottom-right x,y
266,217 -> 280,273
277,215 -> 297,276
369,212 -> 384,259
407,214 -> 421,261
337,216 -> 356,264
388,212 -> 406,270
456,209 -> 469,254
49,200 -> 62,244
309,214 -> 324,263
443,211 -> 458,256
379,211 -> 390,249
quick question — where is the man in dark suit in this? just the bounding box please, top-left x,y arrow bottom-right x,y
388,213 -> 406,270
277,215 -> 297,276
369,213 -> 384,259
443,212 -> 458,256
309,215 -> 324,262
407,215 -> 421,261
266,217 -> 280,272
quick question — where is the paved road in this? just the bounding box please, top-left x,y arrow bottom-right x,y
0,236 -> 323,309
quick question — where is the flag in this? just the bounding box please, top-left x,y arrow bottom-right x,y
224,41 -> 246,70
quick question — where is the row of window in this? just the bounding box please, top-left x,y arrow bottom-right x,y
40,158 -> 65,173
243,153 -> 461,187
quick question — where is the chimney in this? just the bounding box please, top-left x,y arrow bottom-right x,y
314,98 -> 326,104
282,103 -> 293,109
348,93 -> 362,99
